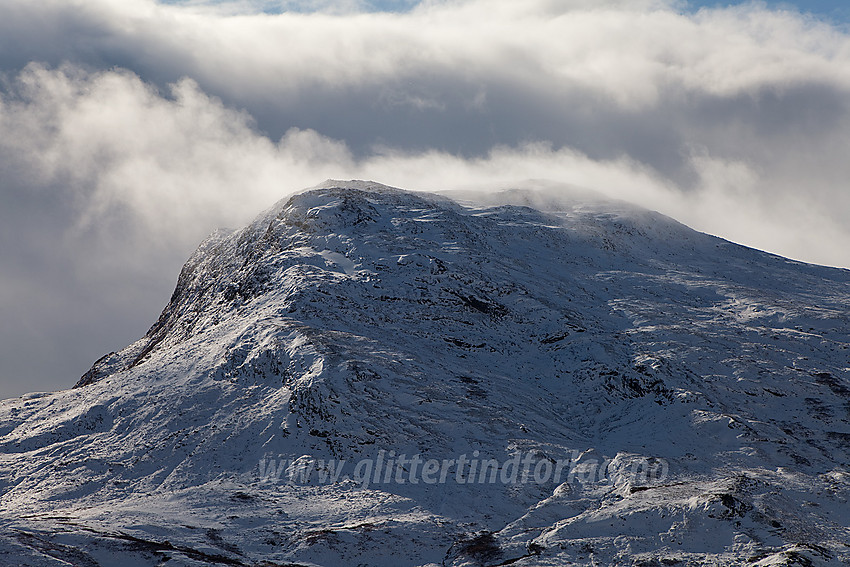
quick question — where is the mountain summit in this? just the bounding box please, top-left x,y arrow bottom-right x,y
2,180 -> 849,566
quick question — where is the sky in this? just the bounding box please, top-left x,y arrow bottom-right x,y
1,0 -> 849,400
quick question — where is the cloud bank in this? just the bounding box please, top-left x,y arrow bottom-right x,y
1,0 -> 850,397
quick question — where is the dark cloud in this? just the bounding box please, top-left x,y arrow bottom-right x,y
1,0 -> 850,398
0,155 -> 179,400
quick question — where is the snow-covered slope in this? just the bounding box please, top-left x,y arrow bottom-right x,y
1,180 -> 849,566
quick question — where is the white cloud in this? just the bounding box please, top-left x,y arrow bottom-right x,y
4,59 -> 849,268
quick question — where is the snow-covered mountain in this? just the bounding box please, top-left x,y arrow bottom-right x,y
1,180 -> 849,566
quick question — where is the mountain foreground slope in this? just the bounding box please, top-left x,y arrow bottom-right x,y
1,180 -> 849,566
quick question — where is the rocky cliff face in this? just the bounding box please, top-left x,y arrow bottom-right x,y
1,180 -> 849,566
